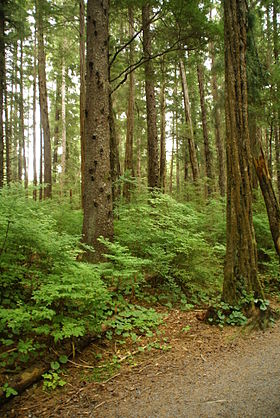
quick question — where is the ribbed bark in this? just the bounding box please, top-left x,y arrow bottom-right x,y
37,0 -> 52,198
197,63 -> 213,197
80,0 -> 86,208
123,6 -> 135,201
142,4 -> 159,190
179,58 -> 199,182
223,0 -> 264,305
82,0 -> 113,262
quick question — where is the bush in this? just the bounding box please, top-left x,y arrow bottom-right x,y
0,186 -> 110,370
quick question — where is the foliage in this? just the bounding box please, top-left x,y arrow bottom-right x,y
0,186 -> 110,369
42,360 -> 67,391
114,192 -> 225,301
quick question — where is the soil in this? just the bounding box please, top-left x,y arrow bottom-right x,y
1,307 -> 280,418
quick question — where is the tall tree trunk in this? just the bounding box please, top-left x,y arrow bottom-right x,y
4,49 -> 10,184
33,30 -> 37,200
159,58 -> 166,192
0,0 -> 4,187
197,63 -> 213,197
123,6 -> 135,201
61,54 -> 67,191
82,0 -> 113,262
222,0 -> 264,305
273,0 -> 280,200
210,45 -> 226,196
176,129 -> 180,193
142,4 -> 159,190
80,0 -> 86,208
20,39 -> 28,190
53,76 -> 61,183
179,58 -> 199,182
37,0 -> 52,198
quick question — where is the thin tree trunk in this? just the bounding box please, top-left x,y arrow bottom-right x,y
179,58 -> 199,182
39,124 -> 43,201
0,0 -> 4,187
33,30 -> 37,200
18,39 -> 24,184
210,44 -> 226,197
80,0 -> 86,208
159,58 -> 166,192
4,51 -> 10,184
123,6 -> 135,201
61,54 -> 67,191
37,0 -> 52,198
82,0 -> 113,262
109,94 -> 121,202
53,76 -> 61,183
197,63 -> 213,197
142,4 -> 159,190
223,0 -> 263,305
253,143 -> 280,258
169,119 -> 175,194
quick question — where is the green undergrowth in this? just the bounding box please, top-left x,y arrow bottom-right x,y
0,185 -> 279,392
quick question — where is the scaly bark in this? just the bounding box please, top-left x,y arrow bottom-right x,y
80,0 -> 86,208
82,0 -> 113,262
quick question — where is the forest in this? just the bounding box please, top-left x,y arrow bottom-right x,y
0,0 -> 280,413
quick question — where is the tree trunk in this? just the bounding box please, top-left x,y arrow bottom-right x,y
20,39 -> 28,190
142,4 -> 159,190
210,46 -> 226,196
82,0 -> 113,262
80,0 -> 86,208
179,58 -> 199,183
53,76 -> 61,184
197,63 -> 213,197
169,119 -> 175,194
33,30 -> 37,200
61,54 -> 67,191
254,144 -> 280,258
4,47 -> 10,184
223,0 -> 264,305
109,94 -> 121,203
123,6 -> 135,201
39,124 -> 43,201
37,0 -> 52,198
273,0 -> 280,200
0,0 -> 4,188
159,58 -> 166,192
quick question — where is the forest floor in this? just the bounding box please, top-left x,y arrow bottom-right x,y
2,305 -> 280,418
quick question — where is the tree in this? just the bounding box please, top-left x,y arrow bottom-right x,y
142,3 -> 160,190
80,0 -> 86,207
36,0 -> 52,198
82,0 -> 113,262
222,0 -> 264,305
0,0 -> 5,188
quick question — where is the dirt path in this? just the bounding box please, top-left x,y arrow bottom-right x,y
2,309 -> 280,417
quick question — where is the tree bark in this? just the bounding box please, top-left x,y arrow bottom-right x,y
123,6 -> 135,201
0,0 -> 4,188
223,0 -> 264,305
273,0 -> 280,200
179,58 -> 199,183
254,144 -> 280,258
109,94 -> 121,203
20,38 -> 28,190
82,0 -> 113,262
80,0 -> 86,208
32,31 -> 37,200
142,4 -> 160,190
36,0 -> 52,198
39,124 -> 43,201
53,76 -> 61,184
197,63 -> 213,197
210,46 -> 226,196
61,53 -> 67,191
159,58 -> 166,192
